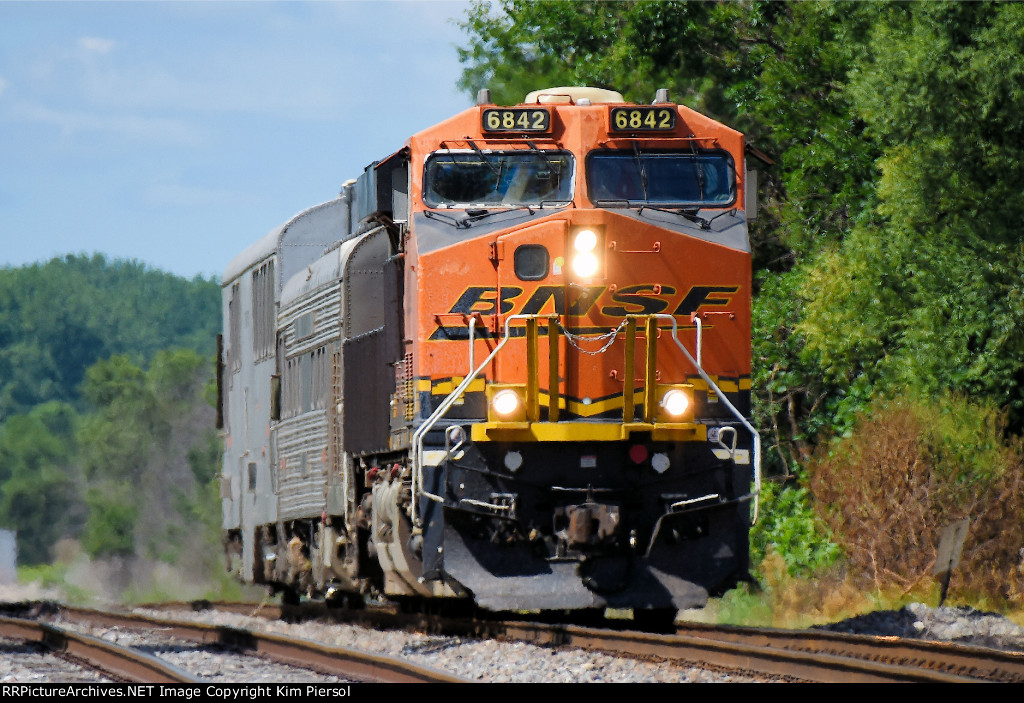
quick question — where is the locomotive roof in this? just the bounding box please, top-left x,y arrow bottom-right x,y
221,197 -> 349,286
278,231 -> 364,309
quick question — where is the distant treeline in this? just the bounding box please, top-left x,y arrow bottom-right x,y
0,254 -> 222,584
0,253 -> 220,419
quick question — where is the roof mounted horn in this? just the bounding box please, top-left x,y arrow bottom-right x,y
523,86 -> 625,104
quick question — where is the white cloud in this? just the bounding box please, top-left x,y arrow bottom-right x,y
10,102 -> 206,147
78,36 -> 116,55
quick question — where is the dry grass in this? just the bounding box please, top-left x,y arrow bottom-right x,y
807,397 -> 1024,610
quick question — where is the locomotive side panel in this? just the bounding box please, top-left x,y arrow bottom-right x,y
341,227 -> 400,456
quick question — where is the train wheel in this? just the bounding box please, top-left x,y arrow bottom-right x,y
631,607 -> 677,633
279,586 -> 301,606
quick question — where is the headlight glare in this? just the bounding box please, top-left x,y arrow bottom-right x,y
572,251 -> 599,278
492,389 -> 521,417
661,389 -> 690,417
574,229 -> 598,252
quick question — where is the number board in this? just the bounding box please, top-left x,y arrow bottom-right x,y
610,107 -> 676,132
482,108 -> 551,133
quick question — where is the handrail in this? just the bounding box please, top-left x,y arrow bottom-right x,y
410,313 -> 762,525
411,313 -> 536,526
467,315 -> 477,374
646,313 -> 762,522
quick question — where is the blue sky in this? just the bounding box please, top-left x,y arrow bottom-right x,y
0,1 -> 475,280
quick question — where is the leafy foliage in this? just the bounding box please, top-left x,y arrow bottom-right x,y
456,0 -> 769,124
0,253 -> 222,580
0,254 -> 219,420
750,478 -> 840,577
0,403 -> 82,564
76,350 -> 216,562
799,1 -> 1024,429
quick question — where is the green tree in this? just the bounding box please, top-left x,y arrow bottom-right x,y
456,0 -> 769,124
77,349 -> 218,562
799,2 -> 1024,428
0,254 -> 220,419
0,402 -> 82,564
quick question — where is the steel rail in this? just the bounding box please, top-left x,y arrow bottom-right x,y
672,621 -> 1024,684
493,621 -> 984,683
0,615 -> 201,683
148,600 -> 1024,683
58,606 -> 467,684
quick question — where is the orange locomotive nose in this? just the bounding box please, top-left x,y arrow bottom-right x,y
443,207 -> 749,421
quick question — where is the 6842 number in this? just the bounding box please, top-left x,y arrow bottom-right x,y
482,108 -> 550,132
610,107 -> 675,131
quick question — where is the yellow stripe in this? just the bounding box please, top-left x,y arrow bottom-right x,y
471,421 -> 706,443
423,377 -> 487,395
421,376 -> 749,402
686,376 -> 751,393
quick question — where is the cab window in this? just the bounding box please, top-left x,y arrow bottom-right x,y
587,150 -> 735,207
424,150 -> 574,208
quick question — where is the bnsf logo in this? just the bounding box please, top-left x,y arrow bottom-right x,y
430,284 -> 739,339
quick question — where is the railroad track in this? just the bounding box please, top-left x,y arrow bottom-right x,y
1,605 -> 466,684
497,620 -> 1024,683
0,615 -> 199,683
671,621 -> 1024,684
8,600 -> 1022,683
151,599 -> 1024,683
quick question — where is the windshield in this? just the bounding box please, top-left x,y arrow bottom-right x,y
587,150 -> 736,207
424,150 -> 574,208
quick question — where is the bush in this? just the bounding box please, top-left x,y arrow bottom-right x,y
808,393 -> 1024,607
750,477 -> 841,577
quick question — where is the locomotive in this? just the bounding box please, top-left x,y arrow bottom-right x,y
218,86 -> 762,619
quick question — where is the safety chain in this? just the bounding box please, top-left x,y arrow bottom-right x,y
556,318 -> 628,355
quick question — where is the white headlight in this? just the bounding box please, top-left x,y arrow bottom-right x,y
492,389 -> 521,417
661,389 -> 689,417
572,251 -> 599,277
574,229 -> 598,252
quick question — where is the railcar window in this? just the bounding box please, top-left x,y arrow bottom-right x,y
252,260 -> 275,362
283,357 -> 299,419
228,282 -> 241,376
587,150 -> 736,207
282,348 -> 330,419
424,150 -> 574,207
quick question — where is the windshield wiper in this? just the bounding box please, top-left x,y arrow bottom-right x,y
632,142 -> 650,202
424,206 -> 536,229
465,140 -> 502,177
688,144 -> 706,202
460,206 -> 535,225
637,205 -> 711,230
424,210 -> 470,229
525,141 -> 561,172
594,198 -> 639,208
